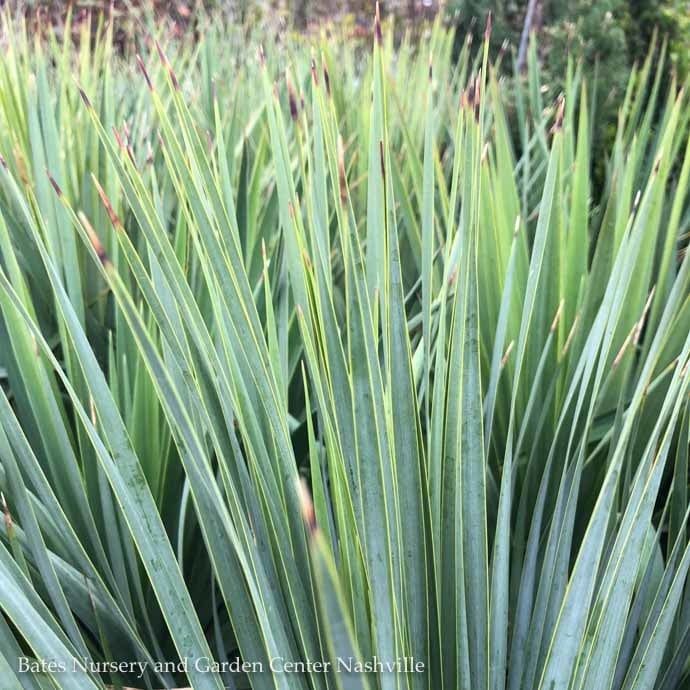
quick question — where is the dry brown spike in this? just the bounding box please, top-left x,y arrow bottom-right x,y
298,478 -> 317,536
287,75 -> 299,122
91,174 -> 123,232
466,80 -> 475,112
46,171 -> 63,197
375,2 -> 383,46
136,54 -> 154,92
155,40 -> 180,90
484,10 -> 493,42
474,73 -> 481,120
77,85 -> 93,109
323,59 -> 331,98
113,126 -> 125,151
154,39 -> 166,64
82,213 -> 111,267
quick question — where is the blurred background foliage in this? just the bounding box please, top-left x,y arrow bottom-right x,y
5,1 -> 689,80
4,1 -> 689,115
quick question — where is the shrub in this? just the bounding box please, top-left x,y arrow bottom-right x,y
0,9 -> 689,690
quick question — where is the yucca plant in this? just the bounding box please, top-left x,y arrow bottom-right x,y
0,6 -> 689,690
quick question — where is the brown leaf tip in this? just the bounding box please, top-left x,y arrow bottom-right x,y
323,60 -> 331,98
136,55 -> 153,92
154,39 -> 166,64
287,77 -> 299,122
298,478 -> 317,536
375,2 -> 383,45
484,11 -> 493,41
77,85 -> 93,109
92,175 -> 123,232
88,227 -> 110,266
113,126 -> 125,151
155,41 -> 180,91
81,209 -> 112,267
47,171 -> 63,197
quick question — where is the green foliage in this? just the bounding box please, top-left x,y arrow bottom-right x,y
629,0 -> 690,76
0,9 -> 689,690
446,0 -> 689,136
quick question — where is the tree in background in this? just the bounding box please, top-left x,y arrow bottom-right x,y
447,0 -> 690,97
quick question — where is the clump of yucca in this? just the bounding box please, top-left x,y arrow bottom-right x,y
0,7 -> 689,690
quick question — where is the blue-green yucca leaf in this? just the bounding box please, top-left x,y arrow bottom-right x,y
0,232 -> 227,690
0,13 -> 689,690
0,546 -> 103,690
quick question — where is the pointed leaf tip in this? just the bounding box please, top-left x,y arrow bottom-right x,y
323,60 -> 331,97
136,54 -> 153,91
287,76 -> 299,121
46,171 -> 63,197
1,493 -> 13,535
91,174 -> 123,232
500,341 -> 515,368
77,85 -> 92,109
298,479 -> 317,536
375,2 -> 382,45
